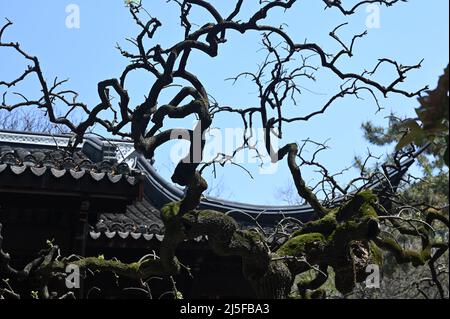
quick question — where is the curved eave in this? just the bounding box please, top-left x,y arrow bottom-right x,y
138,154 -> 308,223
137,152 -> 415,223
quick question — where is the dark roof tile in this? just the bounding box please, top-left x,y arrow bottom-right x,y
92,199 -> 165,239
0,146 -> 141,184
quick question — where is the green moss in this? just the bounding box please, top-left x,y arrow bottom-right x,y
294,266 -> 329,298
356,189 -> 377,204
181,209 -> 238,242
248,260 -> 293,299
375,237 -> 429,266
48,257 -> 165,279
161,201 -> 181,224
321,190 -> 380,247
291,212 -> 338,238
359,202 -> 378,218
243,229 -> 264,242
197,209 -> 221,219
369,241 -> 384,266
290,267 -> 340,299
336,190 -> 378,222
328,221 -> 355,245
277,233 -> 327,257
197,210 -> 238,230
404,250 -> 429,267
76,257 -> 139,271
330,216 -> 379,245
226,230 -> 264,256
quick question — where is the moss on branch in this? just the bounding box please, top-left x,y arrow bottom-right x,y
373,237 -> 430,267
277,233 -> 327,258
155,190 -> 435,297
36,256 -> 165,282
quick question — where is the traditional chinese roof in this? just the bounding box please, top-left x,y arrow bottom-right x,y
0,131 -> 142,215
91,199 -> 165,242
0,146 -> 139,185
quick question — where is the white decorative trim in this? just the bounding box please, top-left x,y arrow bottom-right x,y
118,231 -> 130,239
130,232 -> 142,240
89,231 -> 101,240
116,145 -> 135,163
105,231 -> 117,239
0,131 -> 136,163
0,131 -> 71,148
143,234 -> 154,241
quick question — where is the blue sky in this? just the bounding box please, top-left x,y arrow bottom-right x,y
0,0 -> 449,205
